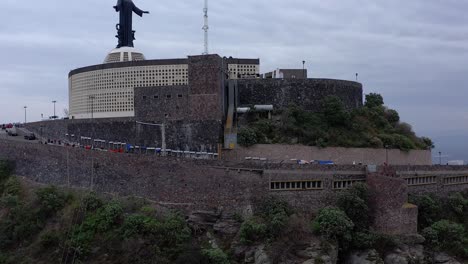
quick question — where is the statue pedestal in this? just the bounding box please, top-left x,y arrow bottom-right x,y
104,47 -> 146,64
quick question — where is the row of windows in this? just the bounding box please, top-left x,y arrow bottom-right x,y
270,180 -> 323,191
333,179 -> 366,189
405,176 -> 437,186
443,176 -> 468,185
142,94 -> 184,100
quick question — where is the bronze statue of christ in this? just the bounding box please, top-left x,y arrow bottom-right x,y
114,0 -> 149,48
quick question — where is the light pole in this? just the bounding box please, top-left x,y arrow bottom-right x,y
52,100 -> 57,119
136,121 -> 166,153
302,60 -> 306,79
89,95 -> 96,119
439,151 -> 442,165
355,73 -> 359,81
24,106 -> 27,123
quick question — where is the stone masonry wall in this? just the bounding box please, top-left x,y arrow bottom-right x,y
237,78 -> 363,112
134,85 -> 190,121
0,140 -> 367,213
367,173 -> 418,235
26,119 -> 221,152
224,144 -> 432,166
188,55 -> 227,121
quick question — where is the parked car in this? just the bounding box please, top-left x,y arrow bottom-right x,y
24,133 -> 36,140
6,126 -> 18,136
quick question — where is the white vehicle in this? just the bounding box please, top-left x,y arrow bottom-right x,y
6,126 -> 18,136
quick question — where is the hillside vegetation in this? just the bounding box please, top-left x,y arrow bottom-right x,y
1,160 -> 466,263
238,93 -> 434,151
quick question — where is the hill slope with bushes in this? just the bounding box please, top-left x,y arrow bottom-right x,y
238,93 -> 434,151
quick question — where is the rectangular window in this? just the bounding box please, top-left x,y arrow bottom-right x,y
154,95 -> 159,99
166,95 -> 172,99
270,180 -> 323,191
178,94 -> 183,98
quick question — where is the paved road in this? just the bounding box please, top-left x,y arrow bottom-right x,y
0,128 -> 40,144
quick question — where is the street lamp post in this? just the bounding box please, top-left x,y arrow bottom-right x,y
52,100 -> 57,119
136,121 -> 166,153
24,106 -> 27,123
356,73 -> 359,81
439,151 -> 442,165
89,96 -> 95,119
302,60 -> 306,79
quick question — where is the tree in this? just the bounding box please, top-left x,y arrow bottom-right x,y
336,183 -> 370,230
321,96 -> 348,126
238,128 -> 258,147
384,109 -> 400,124
365,93 -> 384,108
312,207 -> 354,243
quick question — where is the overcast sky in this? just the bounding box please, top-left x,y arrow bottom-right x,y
1,0 -> 468,162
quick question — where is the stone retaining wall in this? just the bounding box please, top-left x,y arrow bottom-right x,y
0,140 -> 466,217
237,78 -> 363,112
223,144 -> 432,166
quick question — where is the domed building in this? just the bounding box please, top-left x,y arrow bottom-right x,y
68,48 -> 259,119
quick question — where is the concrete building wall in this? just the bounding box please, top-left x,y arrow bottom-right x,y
69,61 -> 189,119
223,144 -> 432,166
237,78 -> 363,111
69,57 -> 260,119
134,85 -> 190,121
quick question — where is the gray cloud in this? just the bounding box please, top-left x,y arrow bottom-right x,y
1,0 -> 468,160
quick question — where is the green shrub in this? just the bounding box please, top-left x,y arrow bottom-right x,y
336,183 -> 370,230
0,253 -> 12,264
409,195 -> 442,230
312,207 -> 354,243
237,93 -> 431,151
422,220 -> 467,258
447,193 -> 467,219
154,213 -> 191,257
0,195 -> 20,208
257,197 -> 293,237
140,205 -> 156,216
121,213 -> 191,259
175,249 -> 208,264
36,186 -> 68,218
365,93 -> 384,108
0,204 -> 41,248
0,161 -> 13,182
239,218 -> 268,245
201,248 -> 230,264
238,127 -> 258,147
121,214 -> 149,238
40,230 -> 62,249
314,256 -> 325,264
86,201 -> 123,233
69,229 -> 95,258
82,192 -> 103,211
2,177 -> 21,197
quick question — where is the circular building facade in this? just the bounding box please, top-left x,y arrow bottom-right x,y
68,50 -> 260,119
69,51 -> 189,119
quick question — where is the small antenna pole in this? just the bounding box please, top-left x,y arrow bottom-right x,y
202,0 -> 209,55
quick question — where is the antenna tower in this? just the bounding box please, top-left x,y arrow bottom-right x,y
202,0 -> 209,55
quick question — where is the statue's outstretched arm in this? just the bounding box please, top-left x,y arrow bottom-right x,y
132,3 -> 149,17
113,0 -> 122,11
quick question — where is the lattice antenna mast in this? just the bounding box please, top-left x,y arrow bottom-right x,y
202,0 -> 209,55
